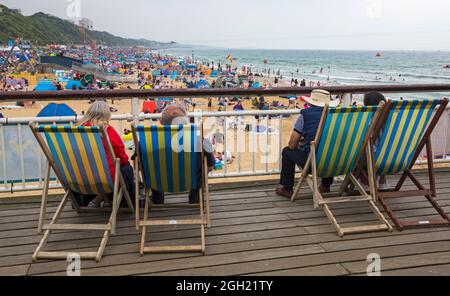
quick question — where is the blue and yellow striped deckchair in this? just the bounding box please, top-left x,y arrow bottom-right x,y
29,123 -> 134,262
370,98 -> 450,230
291,105 -> 392,237
132,124 -> 210,255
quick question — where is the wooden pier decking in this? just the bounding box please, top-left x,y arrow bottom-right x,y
1,170 -> 450,276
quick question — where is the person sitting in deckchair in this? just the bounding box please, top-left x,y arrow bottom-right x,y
276,90 -> 340,198
75,101 -> 135,208
151,104 -> 215,204
359,91 -> 389,190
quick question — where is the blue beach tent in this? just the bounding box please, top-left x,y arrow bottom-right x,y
65,80 -> 82,90
252,82 -> 261,88
195,79 -> 210,88
34,80 -> 57,91
37,103 -> 77,117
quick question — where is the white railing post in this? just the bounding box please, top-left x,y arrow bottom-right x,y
131,97 -> 140,124
0,124 -> 7,190
341,93 -> 352,107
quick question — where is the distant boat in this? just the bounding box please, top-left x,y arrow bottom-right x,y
376,52 -> 382,57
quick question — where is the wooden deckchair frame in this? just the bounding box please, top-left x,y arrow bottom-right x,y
132,122 -> 210,255
29,123 -> 135,262
368,98 -> 450,230
291,104 -> 392,237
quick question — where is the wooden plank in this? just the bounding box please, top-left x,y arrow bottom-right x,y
0,264 -> 29,276
0,193 -> 447,245
26,226 -> 450,275
35,244 -> 326,276
343,251 -> 450,275
341,224 -> 390,234
379,189 -> 434,199
139,219 -> 205,226
320,229 -> 450,252
0,170 -> 449,276
320,196 -> 372,204
149,263 -> 349,276
36,251 -> 97,260
43,224 -> 110,231
379,264 -> 450,276
0,194 -> 446,252
1,203 -> 447,259
36,240 -> 450,276
143,246 -> 203,253
245,264 -> 349,276
1,186 -> 449,229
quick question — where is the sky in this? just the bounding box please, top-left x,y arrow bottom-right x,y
1,0 -> 450,50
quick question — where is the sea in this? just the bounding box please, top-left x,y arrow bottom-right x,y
166,48 -> 450,100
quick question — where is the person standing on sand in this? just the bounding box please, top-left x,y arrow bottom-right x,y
276,90 -> 340,198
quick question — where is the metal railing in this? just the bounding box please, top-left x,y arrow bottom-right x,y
1,84 -> 450,193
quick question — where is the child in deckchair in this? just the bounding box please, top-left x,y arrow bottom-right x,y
75,101 -> 135,208
276,90 -> 340,198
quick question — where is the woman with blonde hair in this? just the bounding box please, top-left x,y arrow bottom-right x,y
75,101 -> 135,208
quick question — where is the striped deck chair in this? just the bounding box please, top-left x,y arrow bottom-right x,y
132,124 -> 210,255
29,124 -> 134,262
368,98 -> 450,230
291,105 -> 392,237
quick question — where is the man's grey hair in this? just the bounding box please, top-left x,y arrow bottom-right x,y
160,103 -> 190,125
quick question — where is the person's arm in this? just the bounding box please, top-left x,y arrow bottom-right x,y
288,131 -> 302,150
107,126 -> 129,164
203,139 -> 216,172
288,113 -> 304,150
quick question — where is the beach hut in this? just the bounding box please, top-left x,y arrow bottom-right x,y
34,80 -> 57,91
37,103 -> 77,117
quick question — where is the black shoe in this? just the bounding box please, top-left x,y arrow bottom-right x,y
189,190 -> 200,204
152,198 -> 165,205
151,190 -> 165,204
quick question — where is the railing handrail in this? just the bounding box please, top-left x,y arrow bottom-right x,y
1,84 -> 450,101
0,109 -> 301,124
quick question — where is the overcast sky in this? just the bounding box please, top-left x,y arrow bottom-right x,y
1,0 -> 450,50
